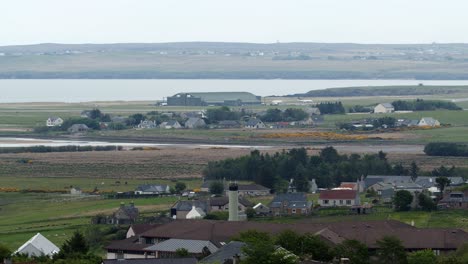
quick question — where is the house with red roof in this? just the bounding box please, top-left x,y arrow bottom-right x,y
318,189 -> 360,207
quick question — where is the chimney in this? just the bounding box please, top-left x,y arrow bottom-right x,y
228,183 -> 239,221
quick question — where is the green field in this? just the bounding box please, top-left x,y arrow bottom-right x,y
0,192 -> 179,250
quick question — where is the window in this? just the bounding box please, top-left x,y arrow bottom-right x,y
346,200 -> 352,205
292,209 -> 296,214
339,200 -> 343,205
324,200 -> 329,204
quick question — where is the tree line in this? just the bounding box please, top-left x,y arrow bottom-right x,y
204,147 -> 428,192
424,142 -> 468,157
392,99 -> 462,111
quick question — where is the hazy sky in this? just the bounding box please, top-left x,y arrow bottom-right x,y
1,0 -> 467,46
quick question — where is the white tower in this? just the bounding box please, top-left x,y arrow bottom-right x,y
228,183 -> 239,221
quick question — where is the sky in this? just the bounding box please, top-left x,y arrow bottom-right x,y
1,0 -> 467,46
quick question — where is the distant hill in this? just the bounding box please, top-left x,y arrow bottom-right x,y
289,85 -> 468,97
1,42 -> 468,79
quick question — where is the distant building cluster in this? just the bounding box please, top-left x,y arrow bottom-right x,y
166,92 -> 262,106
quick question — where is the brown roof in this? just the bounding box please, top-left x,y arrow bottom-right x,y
319,190 -> 358,200
137,219 -> 468,250
105,237 -> 150,251
129,224 -> 162,236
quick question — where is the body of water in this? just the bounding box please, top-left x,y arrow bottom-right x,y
2,79 -> 468,103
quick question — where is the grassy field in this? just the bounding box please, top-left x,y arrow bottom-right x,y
0,192 -> 179,250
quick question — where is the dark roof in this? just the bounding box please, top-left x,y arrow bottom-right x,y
416,176 -> 465,187
245,119 -> 263,126
102,258 -> 197,264
187,92 -> 260,104
218,120 -> 240,126
270,193 -> 307,208
172,200 -> 209,212
105,237 -> 149,251
365,175 -> 413,188
319,190 -> 358,200
237,184 -> 270,191
166,120 -> 180,126
200,241 -> 245,263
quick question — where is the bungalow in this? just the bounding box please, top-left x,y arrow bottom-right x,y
160,120 -> 182,129
137,120 -> 157,129
269,193 -> 311,216
15,233 -> 60,257
170,200 -> 210,220
217,120 -> 241,129
418,117 -> 441,127
46,117 -> 63,127
184,117 -> 206,129
318,189 -> 360,207
68,124 -> 89,133
244,118 -> 266,129
253,203 -> 270,215
144,238 -> 218,259
105,220 -> 468,259
364,175 -> 413,190
135,184 -> 170,195
200,241 -> 245,264
374,103 -> 394,114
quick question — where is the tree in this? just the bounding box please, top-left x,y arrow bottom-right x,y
174,182 -> 187,194
407,249 -> 436,264
410,162 -> 419,181
209,181 -> 224,195
333,239 -> 370,264
89,109 -> 102,120
275,230 -> 302,255
271,247 -> 299,264
301,234 -> 333,262
0,244 -> 11,262
320,146 -> 340,163
436,176 -> 451,195
58,231 -> 89,258
418,193 -> 436,211
175,248 -> 189,257
236,230 -> 276,264
376,236 -> 407,264
393,190 -> 413,211
245,208 -> 256,219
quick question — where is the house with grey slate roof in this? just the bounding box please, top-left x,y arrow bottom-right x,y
374,103 -> 394,113
145,238 -> 218,259
269,193 -> 311,216
184,117 -> 206,129
244,118 -> 266,129
200,241 -> 245,264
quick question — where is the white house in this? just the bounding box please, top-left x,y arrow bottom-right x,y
15,233 -> 60,257
318,190 -> 360,207
70,187 -> 82,195
418,117 -> 440,127
185,206 -> 206,219
374,103 -> 395,114
137,120 -> 157,129
159,120 -> 182,129
46,117 -> 63,127
244,119 -> 266,129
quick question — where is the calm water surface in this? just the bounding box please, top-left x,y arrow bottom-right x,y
2,79 -> 468,103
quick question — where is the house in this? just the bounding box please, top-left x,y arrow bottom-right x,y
217,120 -> 241,129
135,184 -> 170,195
438,191 -> 468,209
185,117 -> 206,129
68,124 -> 89,133
269,193 -> 311,216
107,202 -> 139,225
253,203 -> 270,215
138,120 -> 157,129
374,103 -> 394,114
15,233 -> 60,257
70,187 -> 82,195
200,241 -> 245,264
171,200 -> 210,220
244,119 -> 266,129
394,182 -> 423,194
418,117 -> 441,127
102,258 -> 198,264
186,206 -> 207,219
318,190 -> 360,207
105,219 -> 468,259
364,175 -> 413,190
229,184 -> 270,197
46,117 -> 63,127
160,120 -> 182,129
